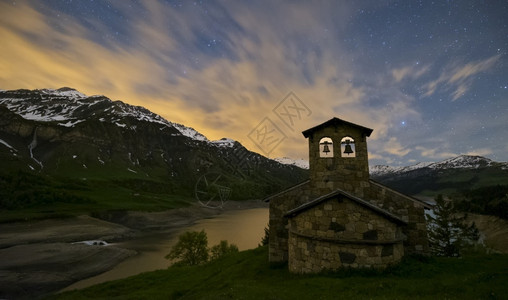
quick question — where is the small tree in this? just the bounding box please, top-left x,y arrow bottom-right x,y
259,224 -> 269,246
210,240 -> 239,260
426,195 -> 480,257
165,230 -> 209,265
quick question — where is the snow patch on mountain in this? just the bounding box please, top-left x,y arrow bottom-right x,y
274,157 -> 309,169
370,155 -> 503,177
0,89 -> 105,122
0,88 -> 250,147
369,162 -> 432,176
428,155 -> 495,169
58,120 -> 85,127
369,165 -> 397,176
0,88 -> 207,141
41,87 -> 87,99
0,138 -> 15,150
211,138 -> 235,147
172,123 -> 208,141
111,101 -> 170,127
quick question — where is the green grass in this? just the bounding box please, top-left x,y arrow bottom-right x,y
49,247 -> 508,300
418,188 -> 456,198
0,171 -> 194,223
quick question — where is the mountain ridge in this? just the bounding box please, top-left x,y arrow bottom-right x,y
0,87 -> 217,143
2,87 -> 506,205
0,87 -> 308,209
369,155 -> 508,177
274,154 -> 507,173
273,150 -> 508,198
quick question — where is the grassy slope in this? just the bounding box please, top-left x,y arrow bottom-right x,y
0,170 -> 194,223
376,167 -> 508,198
50,246 -> 508,300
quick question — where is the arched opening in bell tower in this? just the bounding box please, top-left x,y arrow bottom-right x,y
340,136 -> 356,157
319,137 -> 333,158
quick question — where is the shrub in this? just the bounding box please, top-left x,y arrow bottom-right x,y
259,224 -> 269,246
165,230 -> 209,266
166,231 -> 239,266
210,240 -> 239,260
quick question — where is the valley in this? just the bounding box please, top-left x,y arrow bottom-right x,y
1,87 -> 507,299
0,88 -> 307,222
0,200 -> 267,299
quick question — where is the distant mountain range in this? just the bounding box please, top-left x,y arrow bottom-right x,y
369,155 -> 508,197
369,155 -> 508,177
273,157 -> 309,169
275,152 -> 508,198
1,87 -> 506,205
0,88 -> 308,203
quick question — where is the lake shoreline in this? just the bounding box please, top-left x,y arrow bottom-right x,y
0,200 -> 268,299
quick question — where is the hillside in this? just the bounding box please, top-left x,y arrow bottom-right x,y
0,88 -> 308,220
369,155 -> 508,197
50,246 -> 508,300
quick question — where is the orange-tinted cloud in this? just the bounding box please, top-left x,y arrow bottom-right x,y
0,1 -> 448,162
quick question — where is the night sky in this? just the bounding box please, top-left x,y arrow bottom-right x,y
1,0 -> 507,166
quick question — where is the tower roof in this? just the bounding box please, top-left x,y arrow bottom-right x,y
302,117 -> 373,138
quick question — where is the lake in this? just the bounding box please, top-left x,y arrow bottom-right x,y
61,207 -> 268,291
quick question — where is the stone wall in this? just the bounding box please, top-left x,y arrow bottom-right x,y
287,196 -> 404,273
307,124 -> 371,198
268,181 -> 313,262
367,181 -> 429,255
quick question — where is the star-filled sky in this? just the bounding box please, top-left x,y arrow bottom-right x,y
1,0 -> 507,166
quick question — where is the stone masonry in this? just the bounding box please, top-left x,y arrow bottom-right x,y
287,194 -> 405,273
266,117 -> 430,272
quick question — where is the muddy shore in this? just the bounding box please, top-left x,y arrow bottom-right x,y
0,200 -> 268,299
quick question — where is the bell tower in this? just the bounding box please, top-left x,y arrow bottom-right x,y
302,117 -> 373,197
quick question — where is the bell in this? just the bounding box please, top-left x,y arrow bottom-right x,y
322,144 -> 330,154
344,144 -> 353,155
343,140 -> 354,155
320,140 -> 332,156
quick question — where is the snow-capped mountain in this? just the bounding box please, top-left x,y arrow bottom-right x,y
274,154 -> 505,174
210,138 -> 236,148
369,155 -> 508,197
427,155 -> 500,169
369,155 -> 506,177
369,162 -> 432,177
0,87 -> 210,142
0,88 -> 308,199
274,157 -> 309,169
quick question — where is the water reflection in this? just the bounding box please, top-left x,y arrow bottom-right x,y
62,208 -> 268,291
187,208 -> 268,251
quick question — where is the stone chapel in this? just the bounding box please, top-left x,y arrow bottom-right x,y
266,117 -> 430,273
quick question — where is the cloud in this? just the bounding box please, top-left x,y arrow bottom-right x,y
422,55 -> 501,101
448,56 -> 500,84
415,146 -> 457,160
5,0 -> 493,164
383,137 -> 411,157
368,152 -> 384,161
391,64 -> 429,82
0,1 -> 374,159
465,148 -> 492,157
